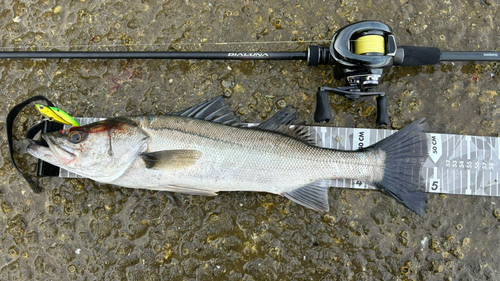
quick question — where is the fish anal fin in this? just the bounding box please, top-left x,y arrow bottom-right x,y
283,180 -> 330,211
141,150 -> 202,170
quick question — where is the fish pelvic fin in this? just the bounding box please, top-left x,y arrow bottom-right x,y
141,150 -> 202,170
283,180 -> 330,211
368,118 -> 429,215
142,185 -> 218,196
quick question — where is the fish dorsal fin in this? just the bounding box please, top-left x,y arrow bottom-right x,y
141,150 -> 202,170
257,106 -> 318,146
257,106 -> 299,130
286,126 -> 319,146
283,180 -> 330,211
173,96 -> 242,125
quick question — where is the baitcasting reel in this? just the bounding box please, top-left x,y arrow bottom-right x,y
307,21 -> 441,126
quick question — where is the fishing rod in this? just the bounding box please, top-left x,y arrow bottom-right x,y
2,21 -> 500,126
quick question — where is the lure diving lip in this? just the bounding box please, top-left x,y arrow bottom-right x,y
35,104 -> 80,126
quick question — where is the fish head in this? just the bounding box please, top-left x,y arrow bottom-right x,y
27,118 -> 148,181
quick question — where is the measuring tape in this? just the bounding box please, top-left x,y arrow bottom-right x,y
312,126 -> 500,197
50,118 -> 500,197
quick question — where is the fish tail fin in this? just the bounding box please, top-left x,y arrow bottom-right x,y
369,118 -> 429,215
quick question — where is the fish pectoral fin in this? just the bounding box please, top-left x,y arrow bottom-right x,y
158,185 -> 218,196
283,180 -> 330,212
140,150 -> 202,170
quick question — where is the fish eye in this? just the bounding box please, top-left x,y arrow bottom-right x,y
68,130 -> 84,143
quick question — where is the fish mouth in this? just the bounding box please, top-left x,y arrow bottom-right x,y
27,135 -> 77,166
27,140 -> 59,165
43,135 -> 77,158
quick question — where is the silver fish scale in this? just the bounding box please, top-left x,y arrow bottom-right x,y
107,115 -> 386,194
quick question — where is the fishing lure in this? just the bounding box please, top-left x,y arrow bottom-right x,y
35,104 -> 80,126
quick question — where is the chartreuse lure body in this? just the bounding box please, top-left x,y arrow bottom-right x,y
35,104 -> 80,126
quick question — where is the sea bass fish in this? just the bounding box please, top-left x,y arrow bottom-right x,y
27,97 -> 429,214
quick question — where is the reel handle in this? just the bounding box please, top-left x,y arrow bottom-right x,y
314,90 -> 331,122
376,95 -> 390,127
314,87 -> 390,126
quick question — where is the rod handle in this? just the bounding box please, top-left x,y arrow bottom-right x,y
314,90 -> 331,122
393,46 -> 441,66
376,95 -> 390,127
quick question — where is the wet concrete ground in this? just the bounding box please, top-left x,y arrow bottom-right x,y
1,0 -> 500,280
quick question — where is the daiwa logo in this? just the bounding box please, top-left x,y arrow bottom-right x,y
483,53 -> 498,57
228,53 -> 270,57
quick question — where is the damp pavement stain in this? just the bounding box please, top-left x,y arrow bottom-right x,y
1,0 -> 500,280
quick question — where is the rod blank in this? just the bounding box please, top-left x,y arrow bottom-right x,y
0,51 -> 308,60
440,51 -> 500,61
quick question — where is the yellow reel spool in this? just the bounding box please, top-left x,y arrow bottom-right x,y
354,35 -> 385,55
